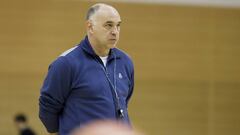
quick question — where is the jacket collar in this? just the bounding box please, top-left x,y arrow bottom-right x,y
80,36 -> 121,60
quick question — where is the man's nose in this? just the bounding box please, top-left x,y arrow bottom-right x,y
111,26 -> 119,35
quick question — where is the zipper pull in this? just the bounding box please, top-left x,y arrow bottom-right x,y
118,109 -> 124,119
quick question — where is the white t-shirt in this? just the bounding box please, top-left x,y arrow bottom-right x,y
99,56 -> 108,67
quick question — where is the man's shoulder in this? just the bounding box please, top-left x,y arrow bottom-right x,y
57,45 -> 83,62
59,46 -> 79,57
50,45 -> 81,67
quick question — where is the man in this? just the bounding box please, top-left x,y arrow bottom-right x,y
71,120 -> 144,135
39,3 -> 134,135
14,113 -> 36,135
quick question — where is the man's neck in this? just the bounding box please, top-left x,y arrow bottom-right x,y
88,37 -> 110,57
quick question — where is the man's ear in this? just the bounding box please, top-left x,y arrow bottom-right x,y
86,20 -> 94,34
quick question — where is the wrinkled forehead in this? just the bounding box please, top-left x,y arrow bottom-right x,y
91,6 -> 121,24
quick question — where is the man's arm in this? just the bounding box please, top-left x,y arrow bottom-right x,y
126,59 -> 134,105
39,57 -> 72,133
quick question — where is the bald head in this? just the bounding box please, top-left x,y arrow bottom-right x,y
71,120 -> 144,135
86,3 -> 120,21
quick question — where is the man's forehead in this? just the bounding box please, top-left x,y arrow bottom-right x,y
94,14 -> 121,24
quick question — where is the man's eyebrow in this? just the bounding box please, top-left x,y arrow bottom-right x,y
105,21 -> 122,24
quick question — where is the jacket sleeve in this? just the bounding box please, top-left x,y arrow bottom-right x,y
126,60 -> 134,106
39,57 -> 72,133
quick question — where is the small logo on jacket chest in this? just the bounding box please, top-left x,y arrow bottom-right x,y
118,73 -> 123,79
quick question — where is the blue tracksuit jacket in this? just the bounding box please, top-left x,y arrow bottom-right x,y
39,36 -> 134,135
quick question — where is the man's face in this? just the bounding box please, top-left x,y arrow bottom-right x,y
90,7 -> 121,49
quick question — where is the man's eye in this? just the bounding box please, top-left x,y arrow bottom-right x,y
105,24 -> 113,28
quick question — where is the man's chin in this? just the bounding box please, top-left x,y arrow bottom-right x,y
107,43 -> 117,49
